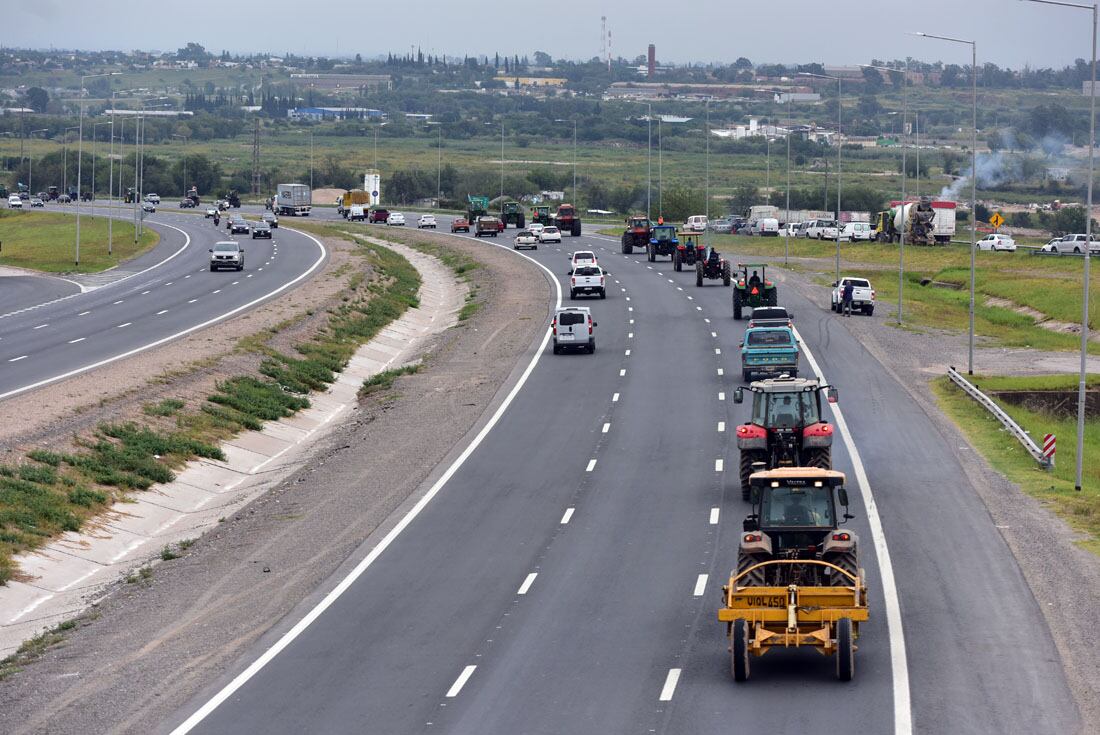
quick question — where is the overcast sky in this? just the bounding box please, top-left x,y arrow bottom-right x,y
3,0 -> 1092,69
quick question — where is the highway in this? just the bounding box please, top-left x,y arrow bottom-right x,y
0,205 -> 327,400
160,217 -> 1079,734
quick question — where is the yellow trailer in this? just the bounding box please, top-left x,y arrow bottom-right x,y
719,559 -> 868,681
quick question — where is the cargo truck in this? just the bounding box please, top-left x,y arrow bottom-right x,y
339,189 -> 372,218
276,183 -> 312,216
874,199 -> 955,244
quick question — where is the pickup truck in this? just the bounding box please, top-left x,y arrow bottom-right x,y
569,265 -> 607,300
831,277 -> 875,315
806,219 -> 838,240
475,216 -> 501,237
741,326 -> 799,382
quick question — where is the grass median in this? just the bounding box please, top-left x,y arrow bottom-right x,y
934,373 -> 1100,554
0,224 -> 419,585
0,210 -> 158,273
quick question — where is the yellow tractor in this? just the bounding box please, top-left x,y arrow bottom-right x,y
718,467 -> 867,681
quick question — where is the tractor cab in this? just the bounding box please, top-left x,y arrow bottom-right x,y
532,205 -> 553,225
739,468 -> 857,587
677,231 -> 705,253
650,224 -> 678,245
627,215 -> 651,232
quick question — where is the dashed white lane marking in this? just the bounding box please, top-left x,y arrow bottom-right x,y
247,274 -> 254,278
78,311 -> 90,316
619,369 -> 626,377
659,669 -> 682,701
624,349 -> 631,356
715,459 -> 724,472
68,337 -> 85,344
612,392 -> 620,402
561,507 -> 575,524
718,421 -> 725,432
258,267 -> 264,271
586,459 -> 597,472
718,392 -> 725,401
715,348 -> 721,355
693,574 -> 709,597
446,666 -> 477,698
602,423 -> 610,433
117,322 -> 131,329
704,318 -> 711,323
717,368 -> 724,376
628,307 -> 633,312
710,507 -> 720,525
676,287 -> 683,292
625,297 -> 631,301
629,319 -> 634,325
156,309 -> 169,315
212,289 -> 221,294
614,280 -> 621,284
517,573 -> 538,595
113,300 -> 124,305
165,282 -> 173,286
9,355 -> 27,362
711,331 -> 717,338
184,275 -> 191,279
667,279 -> 674,283
628,332 -> 634,339
647,265 -> 653,269
232,281 -> 240,285
188,299 -> 197,304
32,324 -> 47,330
696,306 -> 702,311
142,290 -> 150,295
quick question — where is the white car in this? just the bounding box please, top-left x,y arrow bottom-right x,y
686,215 -> 708,232
831,277 -> 876,316
205,208 -> 218,218
978,233 -> 1016,252
784,222 -> 801,237
417,214 -> 437,229
513,230 -> 539,250
539,226 -> 563,243
141,201 -> 156,213
8,194 -> 23,208
528,223 -> 545,237
387,212 -> 406,226
806,219 -> 839,240
569,250 -> 598,272
144,193 -> 160,204
751,217 -> 780,237
841,222 -> 874,242
1049,233 -> 1100,254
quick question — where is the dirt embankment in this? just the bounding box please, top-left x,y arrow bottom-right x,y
0,232 -> 551,735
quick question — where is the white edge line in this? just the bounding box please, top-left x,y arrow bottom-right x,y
793,325 -> 912,735
169,221 -> 563,734
0,226 -> 326,401
659,668 -> 682,701
445,665 -> 478,698
0,217 -> 193,321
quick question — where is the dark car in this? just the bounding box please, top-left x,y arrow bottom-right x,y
179,198 -> 196,208
746,306 -> 793,329
368,208 -> 390,224
229,217 -> 250,234
262,212 -> 279,228
251,221 -> 272,239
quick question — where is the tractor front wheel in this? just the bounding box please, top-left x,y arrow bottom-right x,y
804,447 -> 831,469
673,250 -> 682,271
739,450 -> 766,500
731,619 -> 751,682
517,215 -> 525,229
836,618 -> 855,682
621,234 -> 632,255
733,291 -> 743,320
648,245 -> 656,262
766,289 -> 778,307
571,221 -> 582,237
722,261 -> 731,286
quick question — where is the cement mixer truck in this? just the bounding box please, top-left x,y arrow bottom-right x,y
873,198 -> 956,245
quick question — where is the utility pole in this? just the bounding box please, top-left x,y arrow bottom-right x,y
251,117 -> 261,196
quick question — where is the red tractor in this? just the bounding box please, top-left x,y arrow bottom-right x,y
673,231 -> 706,271
621,214 -> 651,254
695,244 -> 732,286
732,376 -> 838,500
553,203 -> 582,237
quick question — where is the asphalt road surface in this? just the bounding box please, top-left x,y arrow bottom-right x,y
156,215 -> 1077,735
0,204 -> 326,400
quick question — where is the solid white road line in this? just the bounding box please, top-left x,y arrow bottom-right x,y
659,669 -> 681,701
517,573 -> 538,595
169,225 -> 560,735
718,421 -> 725,432
586,459 -> 597,472
715,459 -> 724,472
446,666 -> 478,698
709,507 -> 720,525
602,423 -> 610,433
693,574 -> 708,596
793,325 -> 912,735
561,507 -> 575,524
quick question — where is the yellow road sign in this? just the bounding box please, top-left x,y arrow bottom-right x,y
989,212 -> 1005,229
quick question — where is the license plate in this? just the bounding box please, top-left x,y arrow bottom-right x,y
735,594 -> 787,608
560,334 -> 574,341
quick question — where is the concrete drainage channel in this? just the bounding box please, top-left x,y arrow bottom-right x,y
0,237 -> 466,657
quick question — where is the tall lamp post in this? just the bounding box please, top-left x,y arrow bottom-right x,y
913,31 -> 977,375
172,132 -> 189,197
25,128 -> 48,194
864,62 -> 909,325
554,118 -> 580,208
800,72 -> 844,283
91,120 -> 113,204
1021,0 -> 1096,493
75,71 -> 120,265
647,102 -> 652,222
62,125 -> 79,194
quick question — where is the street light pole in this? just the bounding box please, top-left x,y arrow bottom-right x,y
647,102 -> 652,222
76,72 -> 118,266
26,128 -> 48,195
705,100 -> 711,248
92,120 -> 112,204
573,119 -> 578,209
915,31 -> 978,375
658,117 -> 663,219
802,72 -> 844,283
437,126 -> 442,205
1022,0 -> 1096,492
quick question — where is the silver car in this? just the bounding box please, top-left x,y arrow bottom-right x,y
209,241 -> 245,271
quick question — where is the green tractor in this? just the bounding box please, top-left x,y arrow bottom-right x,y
732,263 -> 778,319
531,205 -> 553,226
501,200 -> 525,229
467,195 -> 490,224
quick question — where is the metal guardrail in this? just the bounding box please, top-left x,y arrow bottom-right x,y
947,367 -> 1053,469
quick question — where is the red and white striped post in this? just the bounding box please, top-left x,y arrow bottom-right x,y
1043,433 -> 1056,469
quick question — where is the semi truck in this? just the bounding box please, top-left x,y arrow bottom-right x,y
276,183 -> 312,217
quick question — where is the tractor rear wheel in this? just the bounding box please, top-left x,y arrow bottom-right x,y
836,618 -> 855,681
733,291 -> 743,320
766,288 -> 778,307
731,618 -> 751,682
804,447 -> 831,470
736,549 -> 767,587
696,262 -> 704,287
739,450 -> 766,500
517,215 -> 525,229
674,250 -> 682,271
621,234 -> 632,254
571,220 -> 582,237
722,262 -> 731,286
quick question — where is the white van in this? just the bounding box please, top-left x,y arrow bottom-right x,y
686,215 -> 708,232
552,306 -> 597,354
840,222 -> 873,242
751,217 -> 780,237
348,205 -> 367,222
